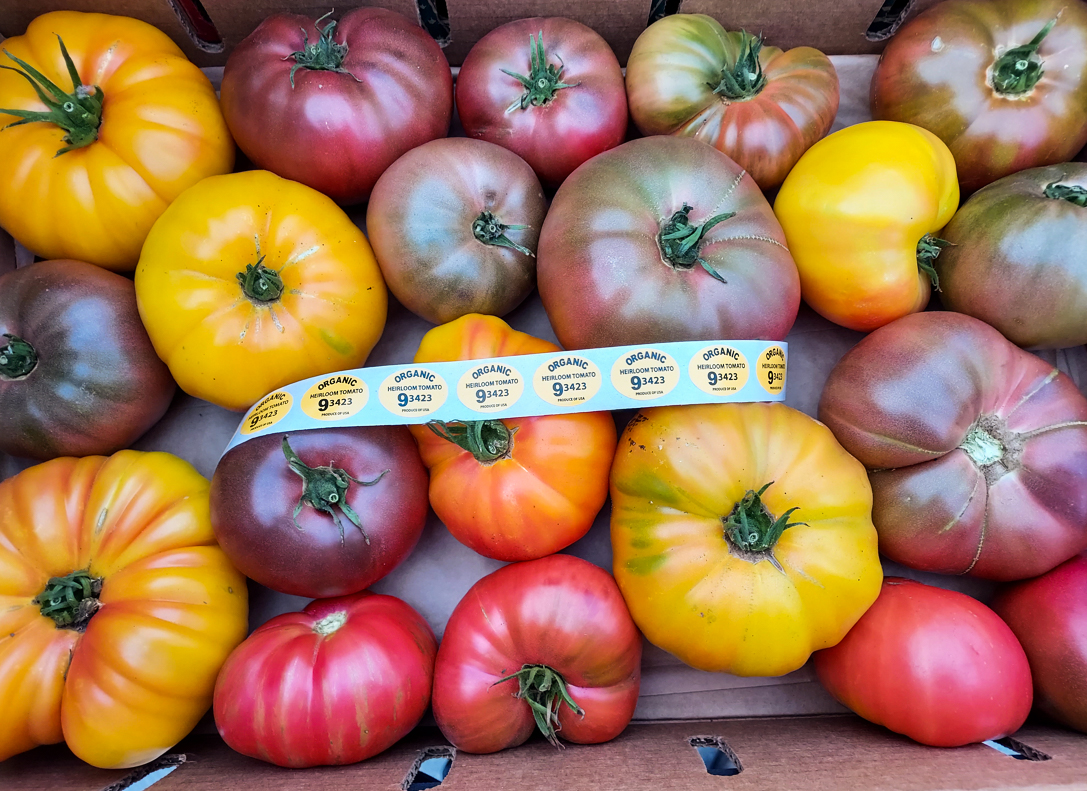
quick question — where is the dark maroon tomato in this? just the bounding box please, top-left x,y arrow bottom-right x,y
937,164 -> 1087,349
366,138 -> 545,324
819,311 -> 1087,581
0,259 -> 175,460
992,553 -> 1087,732
210,427 -> 429,598
220,8 -> 453,204
538,136 -> 800,349
456,17 -> 627,187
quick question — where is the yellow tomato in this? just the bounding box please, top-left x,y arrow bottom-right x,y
610,403 -> 882,677
135,170 -> 388,411
0,451 -> 248,768
774,121 -> 959,331
0,11 -> 234,271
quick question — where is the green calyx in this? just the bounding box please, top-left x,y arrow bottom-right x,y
0,35 -> 103,156
0,334 -> 38,379
34,569 -> 103,630
710,31 -> 768,100
427,419 -> 513,463
723,482 -> 805,554
658,203 -> 736,282
991,16 -> 1058,95
502,32 -> 580,113
916,234 -> 951,290
282,435 -> 389,545
473,210 -> 534,257
237,255 -> 284,303
494,664 -> 584,748
287,11 -> 360,88
1045,180 -> 1087,207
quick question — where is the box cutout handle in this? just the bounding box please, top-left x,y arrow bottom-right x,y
417,0 -> 451,47
865,0 -> 917,41
689,736 -> 743,777
648,0 -> 682,25
984,737 -> 1052,762
167,0 -> 223,52
403,746 -> 456,790
98,753 -> 187,791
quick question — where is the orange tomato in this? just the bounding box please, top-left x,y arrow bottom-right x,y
0,451 -> 248,768
409,315 -> 616,560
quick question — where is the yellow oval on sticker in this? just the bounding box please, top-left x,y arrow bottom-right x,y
240,391 -> 293,435
458,361 -> 524,412
610,348 -> 680,400
689,345 -> 749,396
301,374 -> 368,421
378,367 -> 447,417
533,354 -> 602,407
757,345 -> 787,394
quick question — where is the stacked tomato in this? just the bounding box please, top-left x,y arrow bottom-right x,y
3,0 -> 1087,773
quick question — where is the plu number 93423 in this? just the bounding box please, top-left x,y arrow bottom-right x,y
476,388 -> 510,404
552,381 -> 588,397
396,393 -> 432,407
317,397 -> 353,412
630,375 -> 666,391
707,371 -> 739,387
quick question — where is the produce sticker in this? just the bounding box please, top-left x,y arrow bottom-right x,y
224,339 -> 788,453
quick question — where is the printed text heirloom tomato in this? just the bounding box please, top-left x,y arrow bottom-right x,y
432,555 -> 641,753
0,451 -> 248,767
409,315 -> 616,561
0,11 -> 234,271
627,15 -> 839,191
214,592 -> 436,767
610,403 -> 882,677
774,121 -> 959,331
220,8 -> 452,204
135,170 -> 388,411
815,578 -> 1033,747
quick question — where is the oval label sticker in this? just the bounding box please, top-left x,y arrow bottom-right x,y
240,391 -> 293,435
378,367 -> 448,417
533,354 -> 603,407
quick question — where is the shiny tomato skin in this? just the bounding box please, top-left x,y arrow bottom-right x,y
815,578 -> 1033,747
992,553 -> 1087,732
214,592 -> 436,768
0,260 -> 174,460
871,0 -> 1087,193
210,427 -> 429,598
220,8 -> 452,204
538,136 -> 800,349
456,17 -> 627,187
432,555 -> 641,753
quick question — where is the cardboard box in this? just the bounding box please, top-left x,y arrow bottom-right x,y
2,2 -> 1086,787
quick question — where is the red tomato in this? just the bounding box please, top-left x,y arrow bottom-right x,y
432,555 -> 641,753
213,592 -> 436,767
815,578 -> 1033,747
456,17 -> 627,187
992,553 -> 1087,732
219,8 -> 452,204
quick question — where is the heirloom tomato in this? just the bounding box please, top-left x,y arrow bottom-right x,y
456,17 -> 626,187
211,427 -> 429,598
626,16 -> 839,191
774,121 -> 959,331
872,0 -> 1087,193
820,311 -> 1087,581
220,8 -> 452,204
0,11 -> 234,271
937,164 -> 1087,348
992,553 -> 1087,732
815,578 -> 1033,747
0,260 -> 174,460
0,451 -> 248,767
538,136 -> 800,349
214,592 -> 436,767
408,315 -> 616,561
432,555 -> 641,753
367,138 -> 545,324
135,170 -> 387,411
610,403 -> 882,677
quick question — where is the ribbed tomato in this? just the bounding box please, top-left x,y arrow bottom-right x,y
214,592 -> 436,767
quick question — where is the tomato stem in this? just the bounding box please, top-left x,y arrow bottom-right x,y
658,203 -> 736,281
312,611 -> 348,635
501,32 -> 580,113
709,31 -> 768,100
990,15 -> 1059,95
1045,181 -> 1087,207
286,11 -> 361,88
281,435 -> 389,546
472,211 -> 535,257
0,36 -> 103,156
34,569 -> 103,630
493,664 -> 584,748
237,238 -> 285,303
0,333 -> 38,379
427,420 -> 514,463
723,482 -> 805,554
916,234 -> 951,291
